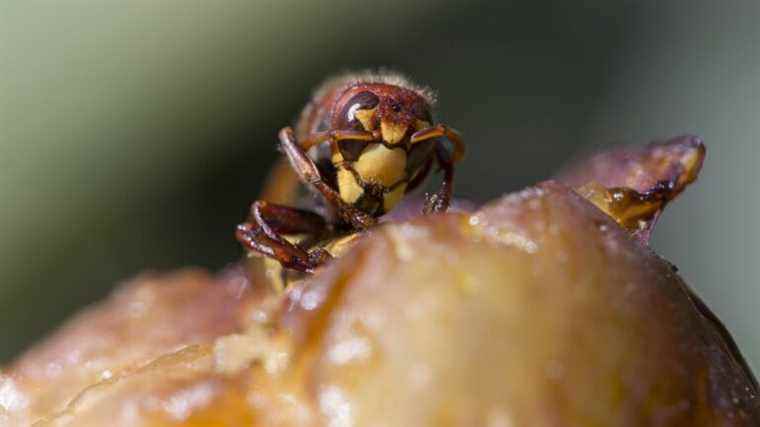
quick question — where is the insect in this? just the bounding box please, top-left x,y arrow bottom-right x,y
236,71 -> 465,274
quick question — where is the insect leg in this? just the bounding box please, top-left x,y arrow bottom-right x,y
410,124 -> 465,163
236,201 -> 333,273
248,200 -> 328,239
423,143 -> 455,214
279,127 -> 376,230
236,222 -> 329,273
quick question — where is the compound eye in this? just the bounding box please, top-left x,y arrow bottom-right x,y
339,91 -> 380,130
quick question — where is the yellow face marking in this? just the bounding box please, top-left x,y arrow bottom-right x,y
383,182 -> 407,212
415,119 -> 431,130
353,143 -> 407,187
337,167 -> 364,203
380,120 -> 408,145
354,108 -> 376,131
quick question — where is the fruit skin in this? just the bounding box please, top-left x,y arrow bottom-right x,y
282,181 -> 759,426
3,138 -> 757,426
559,134 -> 707,242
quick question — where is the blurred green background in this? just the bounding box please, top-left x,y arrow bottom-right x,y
1,0 -> 758,374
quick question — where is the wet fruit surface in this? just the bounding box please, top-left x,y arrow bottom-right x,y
2,137 -> 757,426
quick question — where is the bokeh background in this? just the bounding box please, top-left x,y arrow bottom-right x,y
2,0 -> 758,374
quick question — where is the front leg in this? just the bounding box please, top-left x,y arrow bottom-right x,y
411,124 -> 465,163
279,127 -> 376,230
423,143 -> 455,214
236,201 -> 332,273
409,123 -> 465,214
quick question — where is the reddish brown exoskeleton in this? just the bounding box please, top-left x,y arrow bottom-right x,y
236,71 -> 465,273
